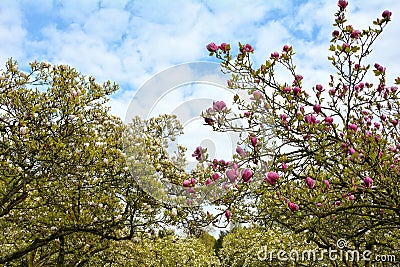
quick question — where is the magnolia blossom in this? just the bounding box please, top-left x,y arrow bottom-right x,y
219,42 -> 228,52
351,30 -> 361,39
313,104 -> 321,113
171,208 -> 177,216
226,164 -> 239,183
338,0 -> 348,10
265,171 -> 279,185
213,101 -> 227,112
250,137 -> 257,147
293,86 -> 301,96
252,91 -> 263,100
305,177 -> 316,189
323,180 -> 331,189
192,146 -> 204,161
225,210 -> 231,220
382,10 -> 392,19
206,42 -> 218,52
19,126 -> 27,135
212,173 -> 220,181
282,162 -> 288,172
244,44 -> 254,52
236,146 -> 247,157
205,178 -> 212,186
271,51 -> 279,59
364,176 -> 373,188
325,116 -> 333,125
241,168 -> 253,183
288,202 -> 299,212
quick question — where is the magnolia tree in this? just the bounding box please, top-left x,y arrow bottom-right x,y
0,60 -> 186,265
188,1 -> 399,266
218,225 -> 332,267
86,232 -> 220,266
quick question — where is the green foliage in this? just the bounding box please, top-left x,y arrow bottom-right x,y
0,59 -> 175,265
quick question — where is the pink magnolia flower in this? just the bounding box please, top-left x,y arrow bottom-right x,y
374,63 -> 385,73
265,171 -> 279,185
192,146 -> 204,161
283,45 -> 290,52
213,101 -> 227,112
227,79 -> 233,87
282,162 -> 288,172
236,146 -> 247,157
244,43 -> 254,52
348,194 -> 355,201
316,84 -> 324,92
382,10 -> 392,19
332,30 -> 340,37
244,111 -> 251,117
288,202 -> 299,212
212,173 -> 220,181
283,86 -> 292,93
335,200 -> 341,206
325,116 -> 334,125
304,114 -> 318,124
338,0 -> 348,10
271,51 -> 279,59
205,178 -> 212,186
206,42 -> 218,52
190,178 -> 196,186
251,137 -> 257,147
351,30 -> 361,39
305,177 -> 316,189
226,164 -> 239,183
364,176 -> 373,188
183,180 -> 191,187
293,86 -> 301,96
313,104 -> 321,113
348,123 -> 358,132
252,91 -> 263,100
349,147 -> 356,155
323,180 -> 331,189
316,202 -> 323,207
225,210 -> 231,220
219,42 -> 228,52
241,168 -> 253,183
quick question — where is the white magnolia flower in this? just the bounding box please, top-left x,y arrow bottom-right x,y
19,126 -> 27,135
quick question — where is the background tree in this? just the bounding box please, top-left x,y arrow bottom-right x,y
0,59 -> 183,265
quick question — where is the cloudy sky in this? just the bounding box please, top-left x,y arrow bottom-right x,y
1,0 -> 400,161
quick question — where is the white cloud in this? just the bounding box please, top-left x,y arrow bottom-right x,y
1,0 -> 400,119
0,2 -> 26,64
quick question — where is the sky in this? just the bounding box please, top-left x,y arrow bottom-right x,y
1,0 -> 400,163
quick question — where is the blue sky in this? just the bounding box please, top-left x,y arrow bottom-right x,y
2,0 -> 400,162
